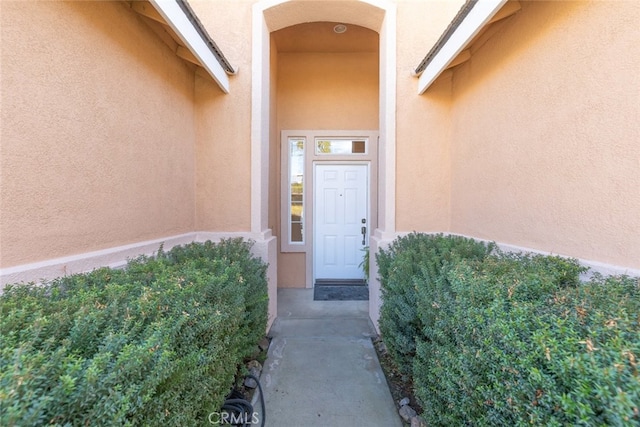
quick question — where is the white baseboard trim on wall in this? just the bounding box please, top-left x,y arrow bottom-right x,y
0,230 -> 277,290
489,240 -> 640,279
0,233 -> 198,289
385,231 -> 640,278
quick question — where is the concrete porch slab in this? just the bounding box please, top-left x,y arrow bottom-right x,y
254,289 -> 401,427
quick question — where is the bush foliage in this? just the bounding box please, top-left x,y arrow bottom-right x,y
378,233 -> 640,426
0,239 -> 268,426
377,233 -> 493,374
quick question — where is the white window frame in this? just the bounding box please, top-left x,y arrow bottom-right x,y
281,135 -> 307,252
280,130 -> 379,254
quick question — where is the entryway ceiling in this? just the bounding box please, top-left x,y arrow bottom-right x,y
273,22 -> 378,53
264,0 -> 386,32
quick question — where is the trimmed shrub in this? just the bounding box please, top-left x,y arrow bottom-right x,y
411,252 -> 639,426
0,239 -> 268,426
531,274 -> 640,426
376,233 -> 493,374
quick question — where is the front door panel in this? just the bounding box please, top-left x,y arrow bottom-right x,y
314,164 -> 368,280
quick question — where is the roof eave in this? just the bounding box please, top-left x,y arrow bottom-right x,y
415,0 -> 508,94
149,0 -> 236,93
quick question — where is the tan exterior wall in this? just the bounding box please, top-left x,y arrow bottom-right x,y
0,1 -> 196,268
2,0 -> 637,288
277,252 -> 307,288
395,1 -> 463,232
269,36 -> 280,235
276,49 -> 379,287
192,1 -> 253,232
277,52 -> 379,131
194,73 -> 252,231
448,0 -> 640,269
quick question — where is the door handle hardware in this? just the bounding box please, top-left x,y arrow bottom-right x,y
361,226 -> 367,245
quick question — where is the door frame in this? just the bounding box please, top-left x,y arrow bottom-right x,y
280,130 -> 378,288
312,161 -> 371,283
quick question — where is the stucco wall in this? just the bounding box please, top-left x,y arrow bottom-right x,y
449,0 -> 640,269
0,1 -> 196,268
277,52 -> 379,131
276,50 -> 379,287
194,74 -> 252,231
5,0 -> 635,286
269,36 -> 280,235
395,0 -> 463,232
192,1 -> 253,232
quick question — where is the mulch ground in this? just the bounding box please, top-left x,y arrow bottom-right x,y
372,336 -> 423,425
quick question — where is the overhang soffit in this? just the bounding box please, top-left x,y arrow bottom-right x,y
263,1 -> 385,33
127,0 -> 234,92
415,0 -> 522,93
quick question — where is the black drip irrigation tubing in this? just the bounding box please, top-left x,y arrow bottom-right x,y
220,374 -> 265,427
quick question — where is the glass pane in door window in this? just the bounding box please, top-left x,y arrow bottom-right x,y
316,139 -> 367,155
289,138 -> 305,243
290,222 -> 303,243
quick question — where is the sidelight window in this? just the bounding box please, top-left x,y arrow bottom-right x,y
288,138 -> 305,245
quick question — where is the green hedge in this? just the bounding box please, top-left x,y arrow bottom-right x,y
377,233 -> 493,374
378,233 -> 640,426
0,239 -> 268,426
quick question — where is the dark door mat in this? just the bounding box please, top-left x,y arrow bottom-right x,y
313,283 -> 369,301
315,279 -> 367,287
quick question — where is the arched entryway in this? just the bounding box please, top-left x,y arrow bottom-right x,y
251,0 -> 396,319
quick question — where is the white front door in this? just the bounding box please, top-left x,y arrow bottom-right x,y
314,163 -> 368,280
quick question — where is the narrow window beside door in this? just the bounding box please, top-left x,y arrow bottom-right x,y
288,138 -> 305,244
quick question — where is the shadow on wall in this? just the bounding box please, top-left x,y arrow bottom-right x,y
64,0 -> 197,96
448,0 -> 585,98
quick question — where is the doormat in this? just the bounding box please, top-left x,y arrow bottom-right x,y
313,281 -> 369,301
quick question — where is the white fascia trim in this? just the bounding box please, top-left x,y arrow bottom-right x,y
149,0 -> 230,93
417,0 -> 507,94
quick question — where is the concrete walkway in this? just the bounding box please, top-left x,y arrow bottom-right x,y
255,289 -> 402,427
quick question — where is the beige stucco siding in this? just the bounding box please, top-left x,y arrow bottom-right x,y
191,0 -> 253,232
395,74 -> 452,232
0,1 -> 196,268
394,0 -> 463,232
277,252 -> 306,288
2,0 -> 637,286
277,52 -> 379,131
448,0 -> 640,269
195,73 -> 252,231
276,50 -> 379,287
